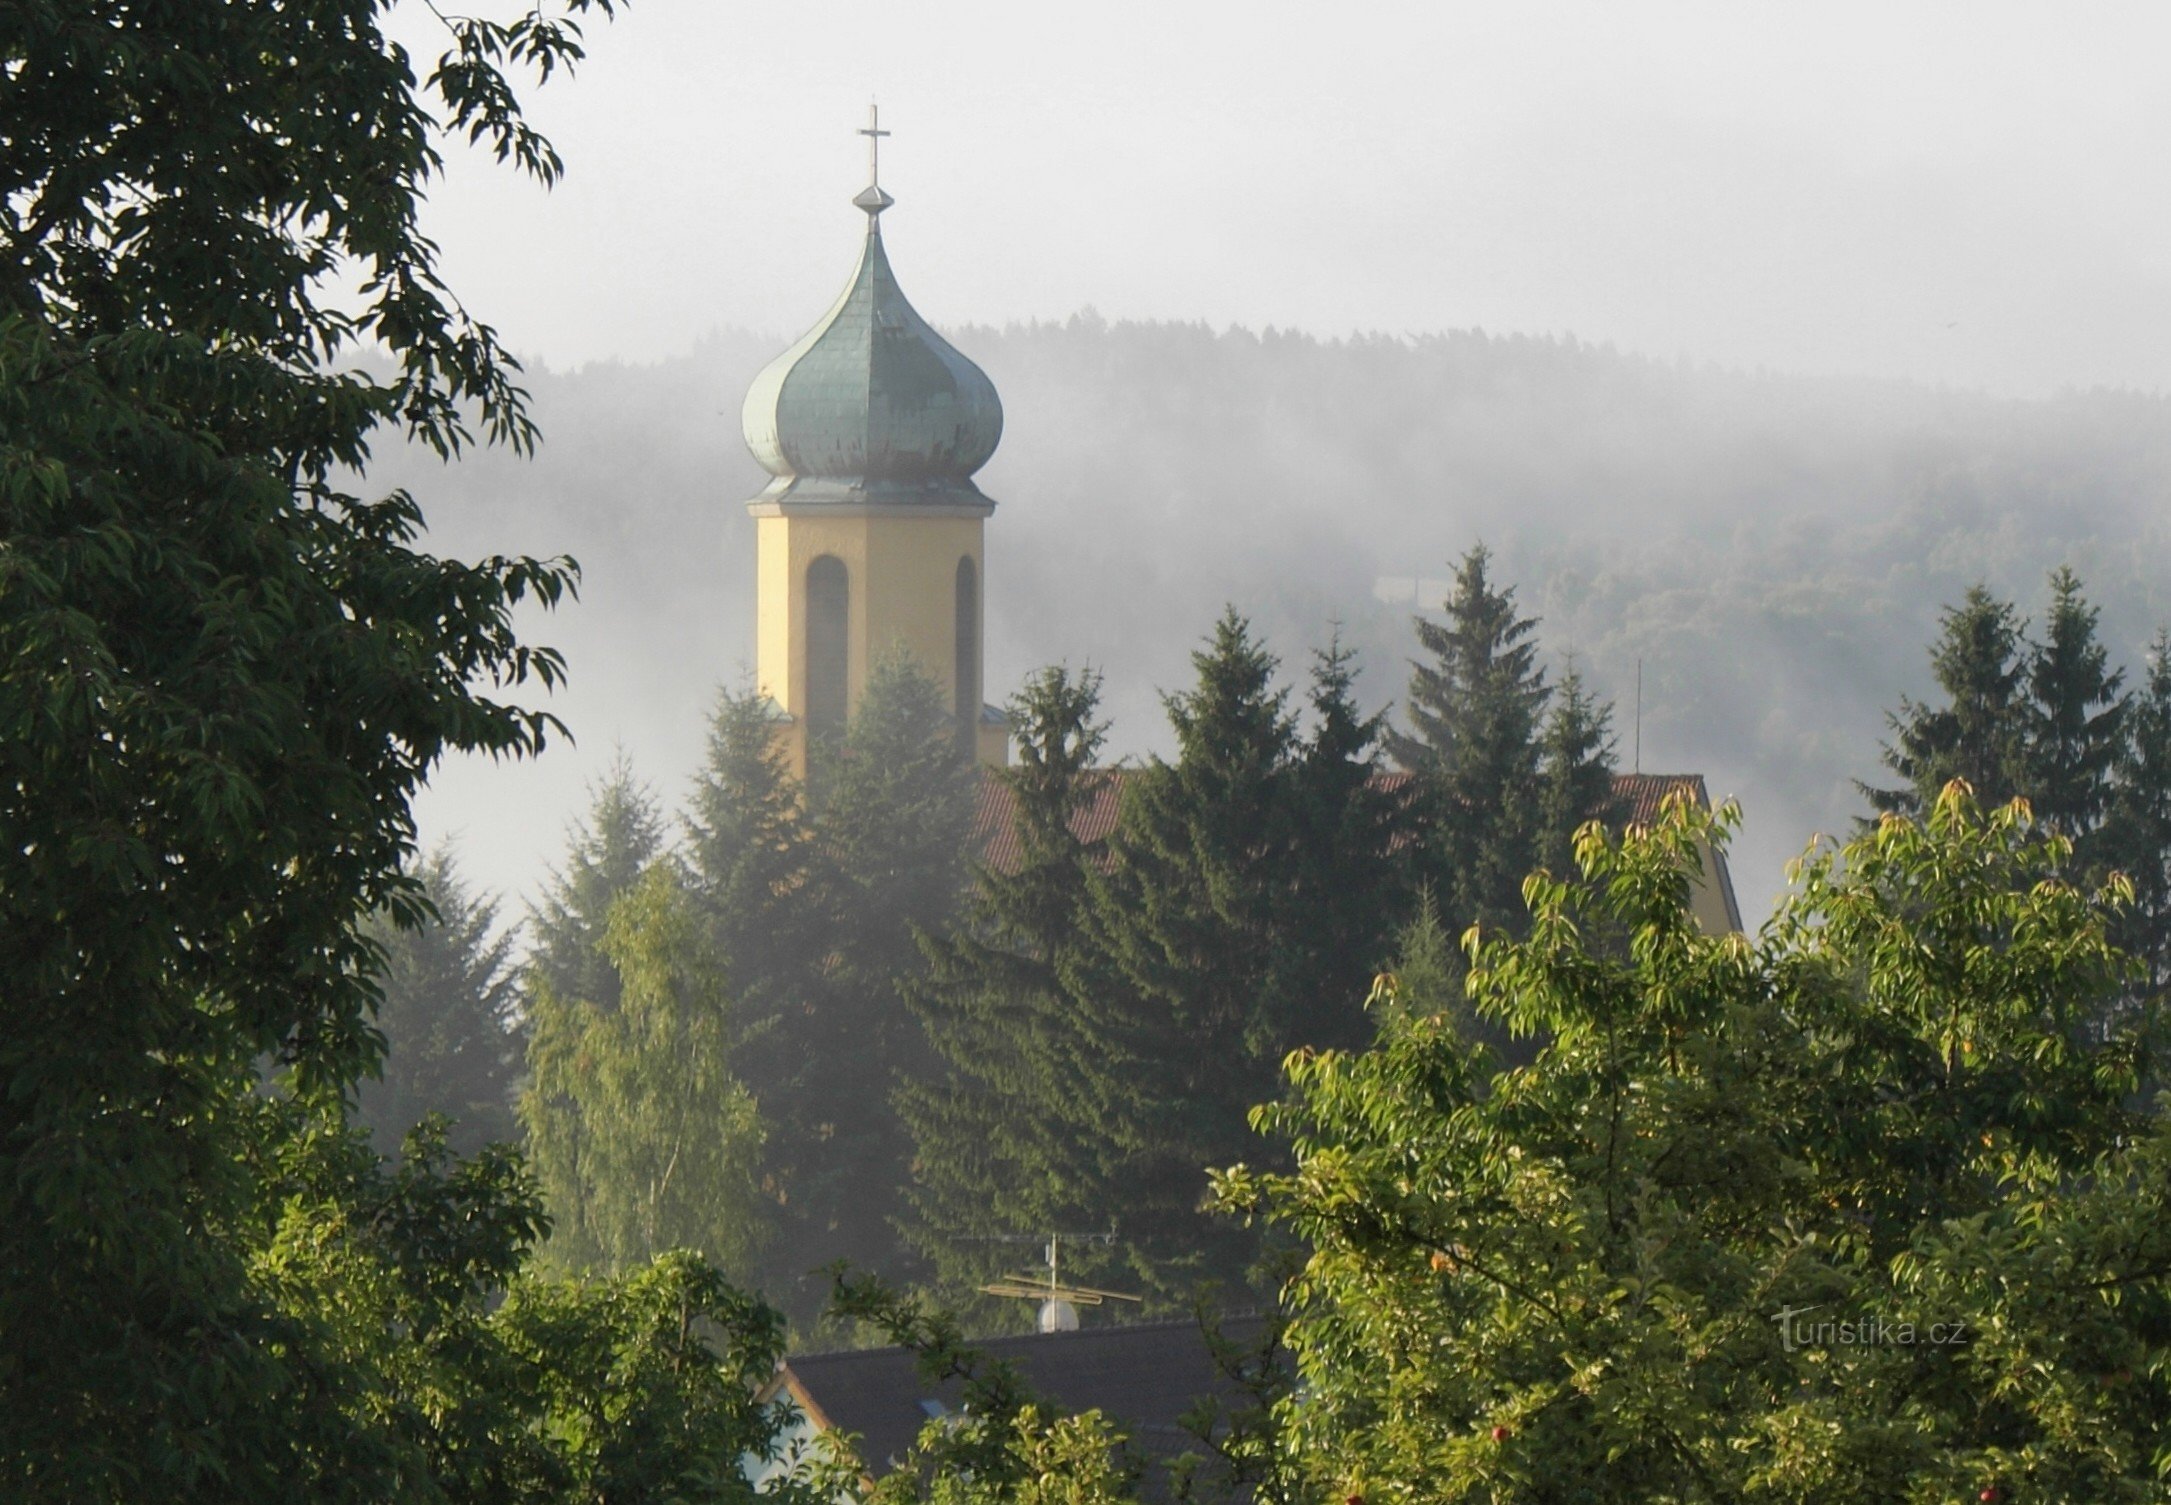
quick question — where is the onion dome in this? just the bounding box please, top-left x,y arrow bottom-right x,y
742,181 -> 1002,513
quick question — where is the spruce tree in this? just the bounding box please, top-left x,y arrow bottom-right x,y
684,685 -> 819,1300
1376,888 -> 1474,1037
1076,610 -> 1304,1298
1864,585 -> 2029,817
355,849 -> 522,1158
2109,630 -> 2171,1000
529,759 -> 668,1013
907,635 -> 1409,1313
1389,545 -> 1551,935
1537,664 -> 1623,875
2025,566 -> 2128,848
773,652 -> 979,1321
687,686 -> 811,993
901,667 -> 1120,1310
810,654 -> 978,989
1283,634 -> 1410,1053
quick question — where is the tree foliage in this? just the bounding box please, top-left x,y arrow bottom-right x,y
0,0 -> 630,1490
901,667 -> 1121,1312
2110,632 -> 2171,999
1864,584 -> 2032,816
2026,564 -> 2128,848
1535,663 -> 1622,875
1391,546 -> 1617,938
252,1105 -> 807,1505
1286,635 -> 1412,1050
357,848 -> 523,1157
530,759 -> 670,1014
756,653 -> 979,1324
1073,610 -> 1404,1301
1221,787 -> 2171,1502
523,862 -> 767,1280
688,684 -> 816,1021
1867,569 -> 2171,1028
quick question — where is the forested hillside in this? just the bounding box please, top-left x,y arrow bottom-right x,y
387,316 -> 2171,917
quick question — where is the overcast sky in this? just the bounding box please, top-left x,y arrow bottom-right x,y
396,0 -> 2171,397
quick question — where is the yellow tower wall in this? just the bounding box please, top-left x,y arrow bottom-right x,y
1685,836 -> 1745,935
752,507 -> 1005,775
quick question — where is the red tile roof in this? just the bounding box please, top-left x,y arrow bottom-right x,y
972,767 -> 1712,876
1612,771 -> 1714,826
971,771 -> 1127,876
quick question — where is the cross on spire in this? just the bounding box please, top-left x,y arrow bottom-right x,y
859,102 -> 891,189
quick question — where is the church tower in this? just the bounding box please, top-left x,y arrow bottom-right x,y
740,111 -> 1007,776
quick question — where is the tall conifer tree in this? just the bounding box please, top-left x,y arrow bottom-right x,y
1284,635 -> 1410,1053
772,653 -> 978,1320
686,681 -> 816,1103
1864,585 -> 2030,817
901,668 -> 1118,1308
529,760 -> 668,1013
2109,630 -> 2171,1000
1068,611 -> 1405,1300
902,642 -> 1409,1312
2026,566 -> 2128,849
1081,610 -> 1298,1297
1389,545 -> 1551,935
686,686 -> 813,1013
683,686 -> 822,1308
356,849 -> 522,1157
1377,890 -> 1467,1032
1537,664 -> 1623,875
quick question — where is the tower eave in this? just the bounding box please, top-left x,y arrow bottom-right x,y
745,474 -> 997,519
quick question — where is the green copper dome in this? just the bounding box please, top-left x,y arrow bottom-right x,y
742,192 -> 1002,513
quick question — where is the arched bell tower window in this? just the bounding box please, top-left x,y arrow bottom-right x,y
806,555 -> 849,740
954,555 -> 979,756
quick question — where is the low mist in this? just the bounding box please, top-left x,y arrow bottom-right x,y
385,319 -> 2171,924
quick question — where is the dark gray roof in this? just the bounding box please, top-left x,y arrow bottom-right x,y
781,1316 -> 1269,1485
